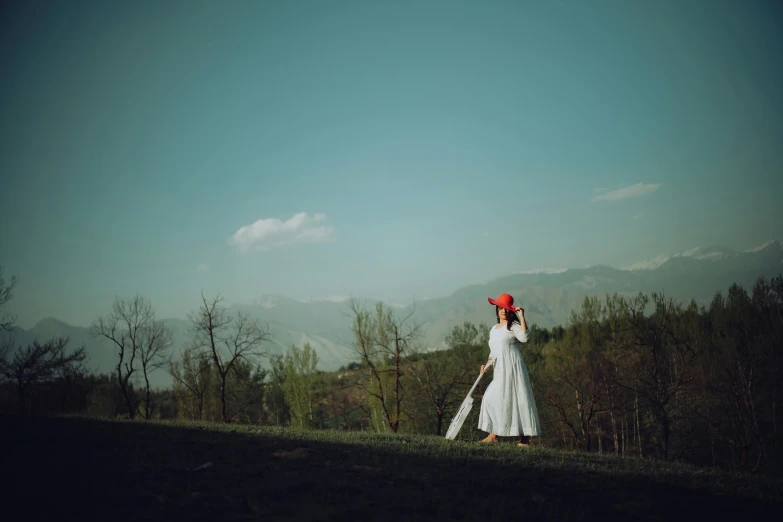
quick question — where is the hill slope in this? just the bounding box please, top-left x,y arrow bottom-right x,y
3,415 -> 780,521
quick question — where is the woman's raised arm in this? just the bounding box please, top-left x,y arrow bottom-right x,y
511,307 -> 529,343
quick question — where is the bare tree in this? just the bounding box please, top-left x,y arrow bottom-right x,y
138,319 -> 172,419
0,337 -> 86,411
407,323 -> 482,435
0,265 -> 18,332
348,298 -> 422,433
606,293 -> 697,460
444,321 -> 485,349
90,295 -> 170,419
539,297 -> 609,451
0,271 -> 88,414
0,335 -> 12,371
188,292 -> 271,423
0,266 -> 19,365
169,345 -> 212,421
409,353 -> 474,435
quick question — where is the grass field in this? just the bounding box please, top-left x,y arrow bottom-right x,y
3,415 -> 781,521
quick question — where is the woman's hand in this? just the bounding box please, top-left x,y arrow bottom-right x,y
514,306 -> 525,317
481,359 -> 494,373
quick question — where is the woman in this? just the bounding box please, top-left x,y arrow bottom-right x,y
477,293 -> 541,446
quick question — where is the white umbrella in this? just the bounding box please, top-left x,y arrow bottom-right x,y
444,360 -> 494,440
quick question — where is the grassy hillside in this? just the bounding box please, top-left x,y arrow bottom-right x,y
4,415 -> 780,521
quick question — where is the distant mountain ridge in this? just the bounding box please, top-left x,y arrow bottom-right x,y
2,239 -> 781,390
621,240 -> 783,270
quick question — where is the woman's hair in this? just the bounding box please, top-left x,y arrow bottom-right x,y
495,306 -> 519,331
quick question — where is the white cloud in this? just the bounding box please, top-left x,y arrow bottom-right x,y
592,183 -> 661,202
228,212 -> 336,252
196,264 -> 209,272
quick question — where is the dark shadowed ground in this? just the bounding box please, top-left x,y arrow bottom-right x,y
2,415 -> 780,521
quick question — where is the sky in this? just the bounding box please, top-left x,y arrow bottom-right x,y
1,0 -> 781,329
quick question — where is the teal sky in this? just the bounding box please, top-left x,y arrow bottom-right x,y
1,0 -> 781,328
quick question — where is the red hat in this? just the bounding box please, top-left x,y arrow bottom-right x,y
488,293 -> 515,311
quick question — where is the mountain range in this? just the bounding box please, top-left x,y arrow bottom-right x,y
2,240 -> 782,389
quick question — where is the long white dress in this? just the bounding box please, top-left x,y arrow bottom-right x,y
477,321 -> 541,437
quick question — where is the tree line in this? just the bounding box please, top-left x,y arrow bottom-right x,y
1,264 -> 781,475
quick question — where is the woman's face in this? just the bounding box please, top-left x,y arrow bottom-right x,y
498,307 -> 508,321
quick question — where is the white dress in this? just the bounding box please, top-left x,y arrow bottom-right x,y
477,322 -> 541,437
